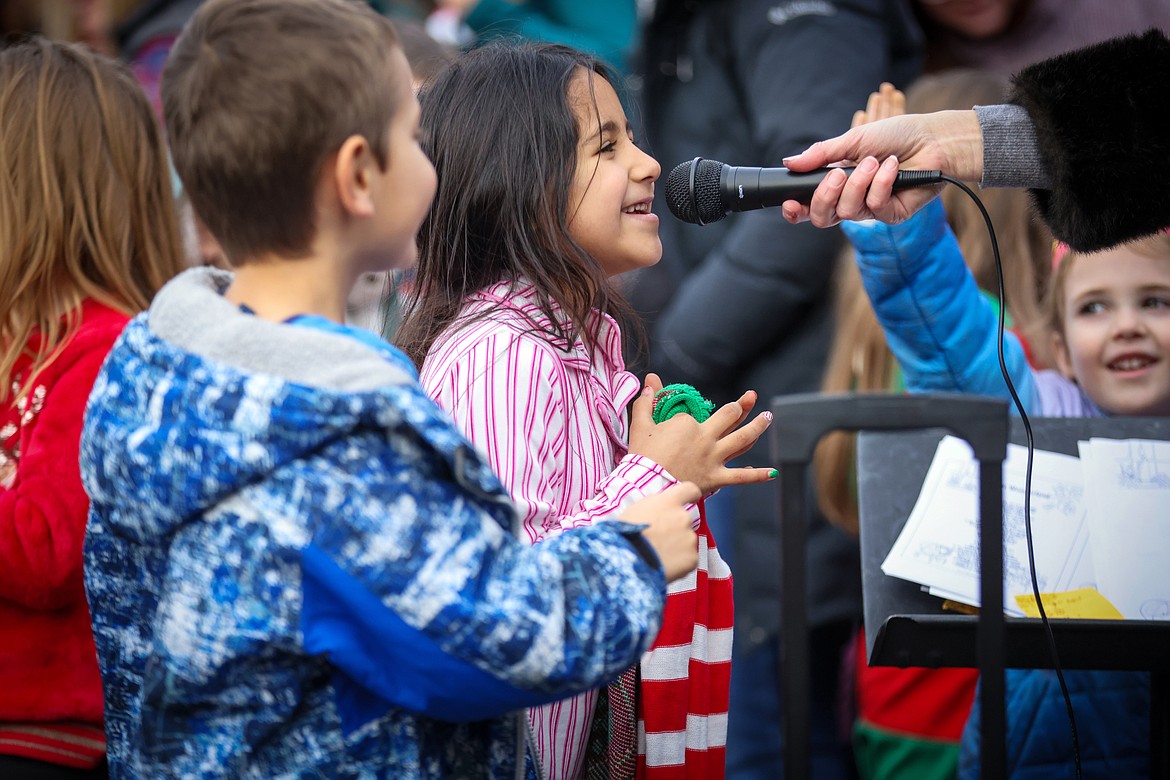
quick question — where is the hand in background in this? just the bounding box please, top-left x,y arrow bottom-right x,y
620,481 -> 701,582
628,373 -> 774,494
853,81 -> 905,127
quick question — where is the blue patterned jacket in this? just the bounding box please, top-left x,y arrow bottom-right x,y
80,268 -> 667,779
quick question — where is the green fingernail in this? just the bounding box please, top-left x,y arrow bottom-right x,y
768,469 -> 779,479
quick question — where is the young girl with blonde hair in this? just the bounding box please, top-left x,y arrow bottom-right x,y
0,37 -> 185,777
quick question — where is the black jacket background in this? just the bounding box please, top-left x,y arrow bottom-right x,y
631,0 -> 922,654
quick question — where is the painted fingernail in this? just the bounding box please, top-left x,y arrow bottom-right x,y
768,469 -> 779,480
763,411 -> 773,422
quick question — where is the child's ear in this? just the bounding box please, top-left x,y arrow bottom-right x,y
1051,330 -> 1077,381
333,134 -> 377,218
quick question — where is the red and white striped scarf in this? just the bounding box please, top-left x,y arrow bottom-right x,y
638,503 -> 732,779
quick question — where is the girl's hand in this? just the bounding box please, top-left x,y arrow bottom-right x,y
852,82 -> 905,128
629,374 -> 775,495
620,481 -> 701,582
782,83 -> 920,229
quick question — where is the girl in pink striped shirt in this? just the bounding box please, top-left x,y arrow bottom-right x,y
397,42 -> 776,780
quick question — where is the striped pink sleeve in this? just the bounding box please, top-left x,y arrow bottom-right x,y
421,329 -> 676,544
422,325 -> 688,779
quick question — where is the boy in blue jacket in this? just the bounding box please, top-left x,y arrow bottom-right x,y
79,1 -> 709,777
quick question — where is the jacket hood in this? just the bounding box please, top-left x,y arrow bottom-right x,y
81,268 -> 492,543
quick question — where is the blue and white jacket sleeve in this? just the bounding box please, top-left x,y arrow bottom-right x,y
296,382 -> 666,729
839,198 -> 1038,415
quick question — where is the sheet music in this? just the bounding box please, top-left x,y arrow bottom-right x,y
1078,438 -> 1170,620
880,435 -> 1093,616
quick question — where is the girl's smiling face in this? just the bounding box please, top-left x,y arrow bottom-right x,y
1053,244 -> 1170,417
565,69 -> 662,278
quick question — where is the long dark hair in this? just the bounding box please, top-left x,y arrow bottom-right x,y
396,41 -> 642,368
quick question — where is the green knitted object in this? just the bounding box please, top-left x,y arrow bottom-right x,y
652,383 -> 715,423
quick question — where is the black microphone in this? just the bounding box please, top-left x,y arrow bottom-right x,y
664,157 -> 945,225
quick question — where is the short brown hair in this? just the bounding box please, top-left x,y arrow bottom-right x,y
162,0 -> 401,264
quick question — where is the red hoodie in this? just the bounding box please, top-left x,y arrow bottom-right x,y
0,300 -> 128,768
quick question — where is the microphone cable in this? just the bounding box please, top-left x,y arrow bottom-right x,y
942,174 -> 1082,780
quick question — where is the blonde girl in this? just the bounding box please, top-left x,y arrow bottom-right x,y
0,37 -> 184,777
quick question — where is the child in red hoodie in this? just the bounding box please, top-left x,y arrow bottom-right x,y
0,37 -> 185,777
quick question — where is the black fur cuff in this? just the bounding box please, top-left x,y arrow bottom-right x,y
1008,29 -> 1170,251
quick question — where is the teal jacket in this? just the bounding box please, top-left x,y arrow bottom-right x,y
466,0 -> 636,72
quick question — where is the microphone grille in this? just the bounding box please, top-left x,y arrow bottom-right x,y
665,158 -> 727,225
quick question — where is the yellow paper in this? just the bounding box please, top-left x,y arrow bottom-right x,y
1015,588 -> 1125,620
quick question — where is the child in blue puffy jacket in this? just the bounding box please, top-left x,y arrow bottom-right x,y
843,196 -> 1165,778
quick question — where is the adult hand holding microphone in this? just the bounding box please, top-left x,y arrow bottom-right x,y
665,84 -> 955,228
664,156 -> 945,226
672,30 -> 1170,249
778,108 -> 982,228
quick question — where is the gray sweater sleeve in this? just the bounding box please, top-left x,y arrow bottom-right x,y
974,103 -> 1052,190
986,30 -> 1170,251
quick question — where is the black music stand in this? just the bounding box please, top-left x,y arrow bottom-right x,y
769,392 -> 1009,780
858,417 -> 1170,778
